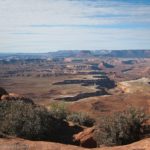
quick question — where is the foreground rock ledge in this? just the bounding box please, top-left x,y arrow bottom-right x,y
0,138 -> 150,150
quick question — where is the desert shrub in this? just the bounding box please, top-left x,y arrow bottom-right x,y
67,112 -> 95,127
94,107 -> 149,146
49,102 -> 69,120
0,100 -> 60,140
49,103 -> 95,126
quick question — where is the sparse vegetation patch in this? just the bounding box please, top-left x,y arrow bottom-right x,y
0,100 -> 64,140
67,112 -> 95,127
94,107 -> 149,146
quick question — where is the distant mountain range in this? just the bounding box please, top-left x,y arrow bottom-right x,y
0,50 -> 150,59
106,50 -> 150,58
49,50 -> 150,58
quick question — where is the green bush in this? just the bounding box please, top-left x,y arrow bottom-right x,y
49,103 -> 95,127
94,107 -> 149,146
49,102 -> 69,120
67,112 -> 95,127
0,100 -> 60,140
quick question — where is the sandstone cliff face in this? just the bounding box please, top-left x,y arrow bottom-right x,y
73,127 -> 96,148
0,138 -> 150,150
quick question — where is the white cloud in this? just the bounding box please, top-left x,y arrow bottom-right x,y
0,0 -> 150,52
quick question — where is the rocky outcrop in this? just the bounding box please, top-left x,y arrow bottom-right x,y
73,127 -> 96,148
122,60 -> 137,65
55,90 -> 108,101
1,93 -> 34,104
99,62 -> 114,69
0,87 -> 8,98
53,78 -> 116,89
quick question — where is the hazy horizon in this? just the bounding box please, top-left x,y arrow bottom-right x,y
0,0 -> 150,53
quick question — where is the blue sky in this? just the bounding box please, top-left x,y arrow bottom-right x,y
0,0 -> 150,53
